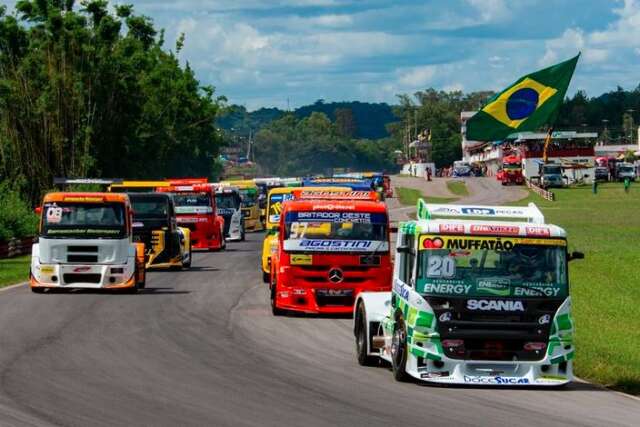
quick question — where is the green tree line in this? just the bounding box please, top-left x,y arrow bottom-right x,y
0,0 -> 225,240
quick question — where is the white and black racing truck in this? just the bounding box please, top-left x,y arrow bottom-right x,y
354,200 -> 583,386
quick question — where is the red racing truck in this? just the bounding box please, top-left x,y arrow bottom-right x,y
160,179 -> 226,251
497,154 -> 524,185
269,190 -> 392,315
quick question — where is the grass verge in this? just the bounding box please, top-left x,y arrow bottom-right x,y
446,180 -> 469,196
513,183 -> 640,395
0,255 -> 29,288
396,187 -> 457,206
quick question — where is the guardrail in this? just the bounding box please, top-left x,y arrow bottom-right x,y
526,180 -> 555,201
0,237 -> 34,259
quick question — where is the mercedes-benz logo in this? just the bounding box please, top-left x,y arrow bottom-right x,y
328,268 -> 344,283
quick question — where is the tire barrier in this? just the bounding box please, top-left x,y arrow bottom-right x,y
0,237 -> 35,259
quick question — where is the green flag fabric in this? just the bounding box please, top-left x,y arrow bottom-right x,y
466,54 -> 580,141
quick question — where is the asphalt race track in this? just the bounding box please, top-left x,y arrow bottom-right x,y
1,237 -> 639,426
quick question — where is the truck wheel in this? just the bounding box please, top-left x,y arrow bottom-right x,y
355,303 -> 377,366
240,228 -> 246,242
262,271 -> 270,284
391,318 -> 409,382
183,242 -> 192,268
137,267 -> 146,289
270,279 -> 284,316
221,228 -> 227,250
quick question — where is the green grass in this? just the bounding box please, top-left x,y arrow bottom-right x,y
396,187 -> 457,206
446,180 -> 469,196
0,255 -> 30,288
513,184 -> 640,395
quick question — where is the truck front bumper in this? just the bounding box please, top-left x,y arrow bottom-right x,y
30,258 -> 136,289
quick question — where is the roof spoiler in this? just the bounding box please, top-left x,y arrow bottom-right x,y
53,178 -> 123,186
416,199 -> 545,224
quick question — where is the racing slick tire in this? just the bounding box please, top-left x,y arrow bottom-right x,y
137,267 -> 146,289
391,317 -> 409,382
270,279 -> 285,316
221,227 -> 227,251
183,242 -> 192,268
355,302 -> 377,366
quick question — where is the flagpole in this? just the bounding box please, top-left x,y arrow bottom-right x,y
542,127 -> 554,163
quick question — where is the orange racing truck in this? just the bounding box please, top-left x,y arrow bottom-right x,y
269,189 -> 391,315
160,179 -> 226,251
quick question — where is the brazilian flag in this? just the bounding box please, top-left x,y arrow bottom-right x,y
466,54 -> 580,141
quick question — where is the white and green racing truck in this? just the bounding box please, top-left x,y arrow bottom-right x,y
354,200 -> 583,386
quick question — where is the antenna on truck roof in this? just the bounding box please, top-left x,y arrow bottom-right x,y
416,199 -> 545,224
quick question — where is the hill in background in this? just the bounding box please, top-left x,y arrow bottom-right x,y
217,100 -> 396,140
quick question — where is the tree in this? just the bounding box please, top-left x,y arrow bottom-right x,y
0,0 -> 225,204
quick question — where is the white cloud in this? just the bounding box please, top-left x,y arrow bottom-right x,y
398,66 -> 437,87
465,0 -> 512,23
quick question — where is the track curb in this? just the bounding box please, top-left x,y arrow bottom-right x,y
0,281 -> 27,292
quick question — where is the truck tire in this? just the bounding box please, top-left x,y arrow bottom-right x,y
262,271 -> 270,284
391,317 -> 409,382
183,242 -> 192,268
270,279 -> 284,316
137,266 -> 146,289
355,302 -> 377,366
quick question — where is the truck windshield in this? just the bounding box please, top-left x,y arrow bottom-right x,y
417,235 -> 567,298
239,189 -> 257,207
283,211 -> 388,253
619,166 -> 634,173
173,192 -> 210,207
503,164 -> 520,170
544,166 -> 562,175
129,195 -> 169,220
216,193 -> 240,209
42,202 -> 126,239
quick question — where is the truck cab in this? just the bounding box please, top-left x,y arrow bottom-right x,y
160,179 -> 226,251
214,185 -> 245,241
354,200 -> 582,386
539,163 -> 565,188
30,192 -> 145,293
128,193 -> 192,270
223,180 -> 263,232
270,190 -> 392,315
497,155 -> 524,185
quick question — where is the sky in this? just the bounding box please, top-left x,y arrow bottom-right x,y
3,0 -> 640,110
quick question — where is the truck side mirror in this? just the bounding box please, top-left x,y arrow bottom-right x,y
34,206 -> 42,215
569,251 -> 584,261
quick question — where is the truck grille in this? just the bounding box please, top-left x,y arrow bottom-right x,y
63,274 -> 101,284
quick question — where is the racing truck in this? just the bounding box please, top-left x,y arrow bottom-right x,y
128,193 -> 192,270
30,192 -> 146,293
214,185 -> 245,241
270,189 -> 392,315
354,200 -> 583,386
160,179 -> 226,251
497,155 -> 524,185
223,180 -> 263,232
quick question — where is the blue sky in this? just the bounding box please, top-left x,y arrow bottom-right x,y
3,0 -> 640,109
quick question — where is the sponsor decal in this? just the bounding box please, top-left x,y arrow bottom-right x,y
538,314 -> 551,325
513,286 -> 561,297
438,312 -> 452,322
298,191 -> 374,200
439,224 -> 465,234
393,280 -> 410,300
73,266 -> 92,273
295,211 -> 378,224
464,375 -> 530,384
217,208 -> 236,216
525,226 -> 551,237
432,207 -> 461,215
46,207 -> 63,224
418,235 -> 566,251
466,299 -> 525,312
470,224 -> 520,235
317,289 -> 352,297
47,228 -> 120,235
40,265 -> 54,274
422,237 -> 444,249
420,371 -> 450,379
62,197 -> 103,203
175,206 -> 213,214
476,279 -> 511,296
290,254 -> 313,265
461,207 -> 496,215
133,222 -> 144,228
283,239 -> 389,253
423,282 -> 471,295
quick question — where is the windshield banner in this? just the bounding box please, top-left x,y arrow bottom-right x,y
268,193 -> 294,224
175,206 -> 213,214
285,211 -> 387,224
419,235 -> 566,250
283,239 -> 389,253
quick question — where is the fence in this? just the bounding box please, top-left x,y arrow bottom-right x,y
0,237 -> 34,259
526,180 -> 555,201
